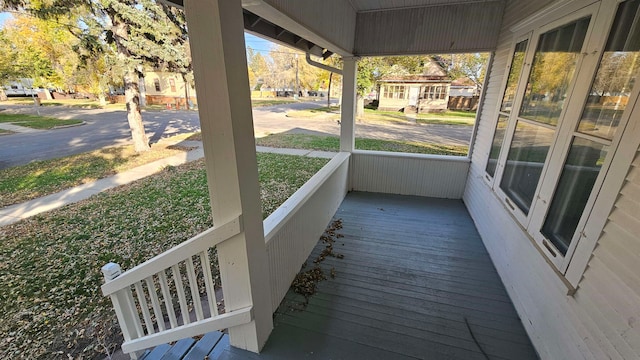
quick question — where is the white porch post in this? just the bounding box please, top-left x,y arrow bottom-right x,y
340,57 -> 358,152
184,0 -> 273,352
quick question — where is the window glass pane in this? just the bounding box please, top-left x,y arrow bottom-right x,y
519,17 -> 591,126
541,137 -> 608,254
578,0 -> 640,140
500,121 -> 555,213
486,114 -> 509,177
501,40 -> 528,112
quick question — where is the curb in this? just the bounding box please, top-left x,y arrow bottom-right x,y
52,120 -> 87,130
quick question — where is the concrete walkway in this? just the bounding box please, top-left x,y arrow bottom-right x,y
0,122 -> 44,133
0,144 -> 336,227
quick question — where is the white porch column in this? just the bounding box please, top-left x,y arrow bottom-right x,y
340,57 -> 358,152
184,0 -> 273,352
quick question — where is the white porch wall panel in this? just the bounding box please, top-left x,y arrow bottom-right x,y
465,0 -> 640,359
256,0 -> 356,55
350,0 -> 490,12
264,153 -> 350,312
350,152 -> 469,199
354,1 -> 505,56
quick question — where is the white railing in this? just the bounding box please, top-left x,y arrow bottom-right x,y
264,152 -> 350,311
101,215 -> 252,357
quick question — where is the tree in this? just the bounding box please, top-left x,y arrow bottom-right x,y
4,0 -> 194,152
1,14 -> 80,90
446,53 -> 490,94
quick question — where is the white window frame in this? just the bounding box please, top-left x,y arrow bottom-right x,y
485,0 -> 640,284
528,0 -> 636,271
483,33 -> 532,186
492,4 -> 600,226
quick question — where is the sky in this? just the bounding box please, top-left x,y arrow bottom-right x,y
0,12 -> 12,27
244,33 -> 275,55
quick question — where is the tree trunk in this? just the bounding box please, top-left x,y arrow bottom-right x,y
0,88 -> 7,101
98,92 -> 107,107
110,14 -> 150,153
124,68 -> 150,152
327,72 -> 333,108
356,95 -> 365,118
182,73 -> 190,109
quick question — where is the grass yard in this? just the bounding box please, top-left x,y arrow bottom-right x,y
251,98 -> 299,107
284,106 -> 475,126
0,152 -> 328,360
0,128 -> 14,135
2,98 -> 125,109
0,140 -> 198,208
256,133 -> 468,156
0,113 -> 83,129
286,105 -> 340,118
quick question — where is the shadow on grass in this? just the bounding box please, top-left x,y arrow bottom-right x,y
0,145 -> 187,208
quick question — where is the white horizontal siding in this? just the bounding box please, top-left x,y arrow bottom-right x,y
350,151 -> 469,198
354,2 -> 505,55
264,153 -> 350,312
465,1 -> 640,359
350,0 -> 489,12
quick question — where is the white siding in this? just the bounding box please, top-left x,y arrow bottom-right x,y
464,1 -> 640,359
354,1 -> 505,56
350,151 -> 469,199
259,0 -> 356,54
264,153 -> 350,312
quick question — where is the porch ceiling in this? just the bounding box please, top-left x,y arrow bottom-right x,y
349,0 -> 496,12
170,0 -> 506,58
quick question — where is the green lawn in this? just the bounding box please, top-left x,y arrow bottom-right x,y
256,133 -> 468,156
0,113 -> 83,129
285,107 -> 476,125
0,139 -> 199,208
2,98 -> 125,109
286,106 -> 340,118
251,99 -> 299,107
0,152 -> 328,360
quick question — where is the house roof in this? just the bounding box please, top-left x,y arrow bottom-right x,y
379,59 -> 451,83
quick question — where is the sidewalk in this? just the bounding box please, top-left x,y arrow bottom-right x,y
0,144 -> 336,227
0,122 -> 44,133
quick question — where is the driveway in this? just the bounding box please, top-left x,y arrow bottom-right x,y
0,101 -> 473,169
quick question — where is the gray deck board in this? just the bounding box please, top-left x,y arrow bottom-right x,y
219,192 -> 538,360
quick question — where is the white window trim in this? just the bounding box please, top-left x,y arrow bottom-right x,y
483,33 -> 532,187
484,0 -> 639,287
493,4 -> 601,226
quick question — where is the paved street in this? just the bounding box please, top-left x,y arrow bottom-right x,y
0,101 -> 473,169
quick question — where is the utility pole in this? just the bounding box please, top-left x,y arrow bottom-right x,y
294,53 -> 299,100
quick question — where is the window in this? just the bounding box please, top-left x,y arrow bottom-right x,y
535,0 -> 640,264
487,0 -> 640,275
169,78 -> 176,92
154,79 -> 161,92
486,39 -> 529,178
422,85 -> 447,100
383,85 -> 406,99
500,16 -> 591,216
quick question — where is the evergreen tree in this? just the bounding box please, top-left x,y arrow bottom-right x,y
2,0 -> 193,152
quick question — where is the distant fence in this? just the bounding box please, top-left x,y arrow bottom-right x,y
448,96 -> 479,111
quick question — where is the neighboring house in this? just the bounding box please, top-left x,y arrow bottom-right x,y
449,77 -> 477,97
143,71 -> 196,108
377,59 -> 451,113
102,1 -> 640,360
1,78 -> 38,97
449,77 -> 480,110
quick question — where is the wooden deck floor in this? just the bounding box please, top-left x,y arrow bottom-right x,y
218,192 -> 538,360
